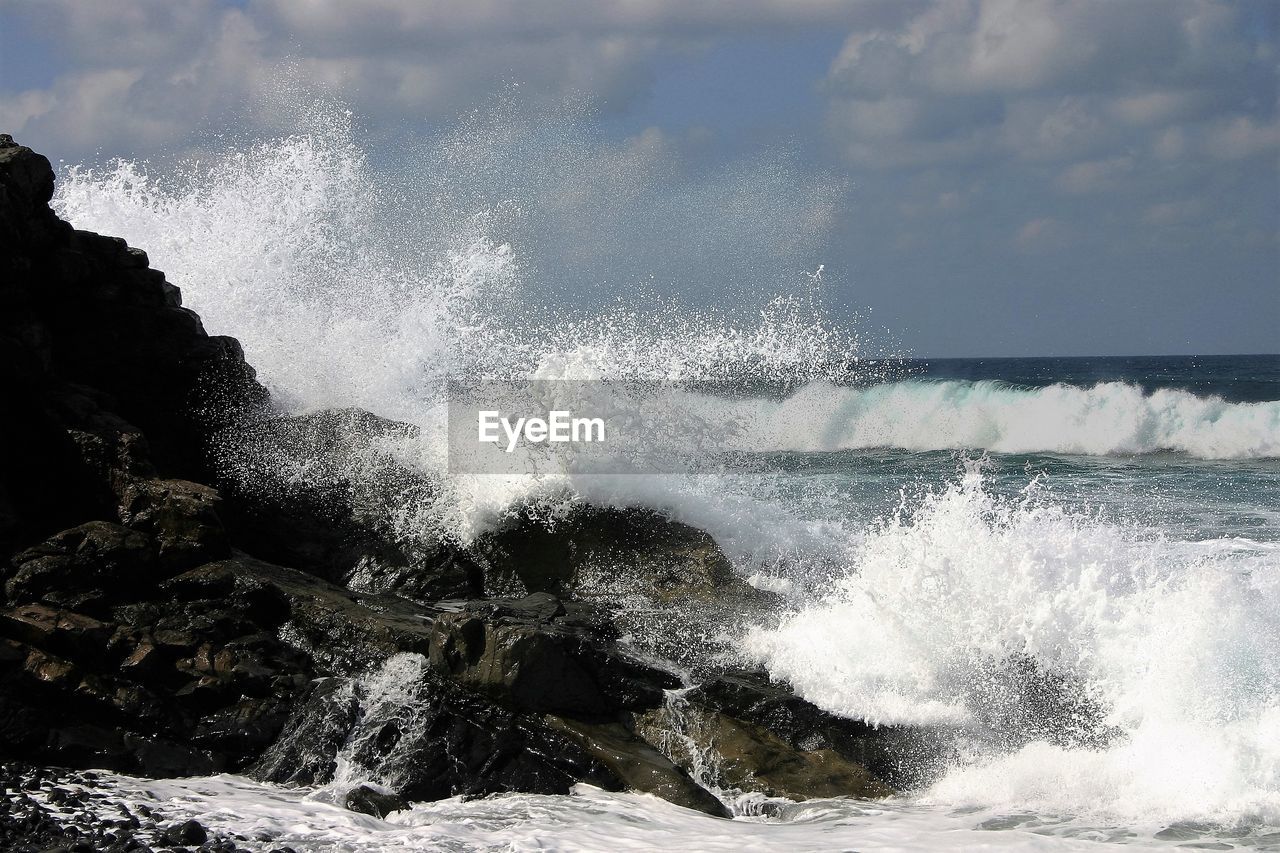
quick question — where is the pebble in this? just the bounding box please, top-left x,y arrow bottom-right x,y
0,764 -> 241,853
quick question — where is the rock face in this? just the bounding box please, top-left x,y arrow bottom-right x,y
637,672 -> 946,801
0,135 -> 926,833
212,408 -> 483,600
0,134 -> 266,556
475,506 -> 753,601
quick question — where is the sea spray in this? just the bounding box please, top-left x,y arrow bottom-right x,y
51,111 -> 870,550
743,462 -> 1280,827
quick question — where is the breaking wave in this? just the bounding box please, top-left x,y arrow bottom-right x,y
743,463 -> 1280,828
735,378 -> 1280,459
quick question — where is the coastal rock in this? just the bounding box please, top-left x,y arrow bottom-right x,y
636,671 -> 941,800
5,522 -> 159,614
0,135 -> 267,556
255,653 -> 627,804
344,785 -> 408,819
0,136 -> 943,823
544,716 -> 731,817
426,593 -> 678,718
249,678 -> 360,787
118,478 -> 230,571
0,550 -> 320,776
473,506 -> 754,601
213,408 -> 482,599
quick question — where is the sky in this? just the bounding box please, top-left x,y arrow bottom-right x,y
1,0 -> 1276,357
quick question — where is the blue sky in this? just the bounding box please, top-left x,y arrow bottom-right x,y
1,0 -> 1276,357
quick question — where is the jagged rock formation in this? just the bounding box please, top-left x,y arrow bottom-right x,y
0,135 -> 920,827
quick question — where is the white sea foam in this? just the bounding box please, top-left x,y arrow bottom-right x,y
732,379 -> 1280,459
75,772 -> 1158,851
743,463 -> 1280,829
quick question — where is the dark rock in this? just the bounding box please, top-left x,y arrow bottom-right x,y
212,408 -> 481,600
163,818 -> 207,846
635,671 -> 947,800
638,695 -> 891,801
0,136 -> 266,556
473,506 -> 750,600
249,678 -> 359,787
117,479 -> 230,571
5,522 -> 159,613
543,716 -> 730,817
0,604 -> 114,665
471,507 -> 783,677
427,594 -> 678,718
343,785 -> 408,819
0,555 -> 318,776
313,655 -> 625,803
689,671 -> 947,788
161,556 -> 436,674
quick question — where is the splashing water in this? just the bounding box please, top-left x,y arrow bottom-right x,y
53,108 -> 869,543
744,461 -> 1280,831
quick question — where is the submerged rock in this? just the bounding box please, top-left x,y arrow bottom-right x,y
344,785 -> 409,819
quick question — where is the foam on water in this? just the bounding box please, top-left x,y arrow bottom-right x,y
744,462 -> 1280,831
74,772 -> 1162,852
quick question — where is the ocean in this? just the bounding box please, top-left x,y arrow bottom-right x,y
47,122 -> 1280,851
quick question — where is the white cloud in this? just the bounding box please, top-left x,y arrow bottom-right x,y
1055,156 -> 1134,194
1,0 -> 922,156
1015,215 -> 1069,249
1142,199 -> 1203,226
821,0 -> 1274,170
1205,115 -> 1280,161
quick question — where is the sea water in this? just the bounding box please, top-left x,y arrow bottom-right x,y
50,111 -> 1280,851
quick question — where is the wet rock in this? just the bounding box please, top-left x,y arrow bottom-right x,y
212,408 -> 481,600
118,479 -> 229,571
256,655 -> 627,802
544,716 -> 730,818
688,671 -> 946,788
636,671 -> 944,800
473,506 -> 756,601
639,696 -> 891,801
250,678 -> 360,787
343,785 -> 408,819
162,556 -> 436,674
427,594 -> 678,718
0,557 -> 318,776
0,604 -> 114,665
5,522 -> 159,613
356,662 -> 622,802
163,818 -> 207,846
